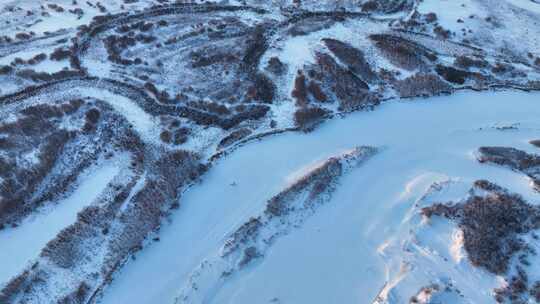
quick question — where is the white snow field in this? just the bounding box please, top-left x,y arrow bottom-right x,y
98,90 -> 540,304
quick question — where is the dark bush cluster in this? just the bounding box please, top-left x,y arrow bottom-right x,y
217,128 -> 252,149
186,100 -> 231,116
10,53 -> 48,67
266,158 -> 342,217
435,65 -> 473,85
222,152 -> 357,271
422,181 -> 540,275
454,55 -> 489,69
21,103 -> 64,119
478,147 -> 540,170
103,33 -> 155,65
50,47 -> 72,61
106,150 -> 205,267
0,65 -> 13,75
159,127 -> 190,145
83,108 -> 101,132
304,52 -> 376,111
292,71 -> 308,106
16,69 -> 83,82
247,73 -> 276,104
424,12 -> 438,23
15,32 -> 32,40
190,50 -> 238,69
434,25 -> 451,39
0,269 -> 36,303
322,38 -> 377,83
47,3 -> 65,13
0,99 -> 118,227
293,106 -> 329,131
307,80 -> 327,102
223,217 -> 262,256
370,34 -> 437,71
41,217 -> 96,268
478,146 -> 540,191
116,21 -> 154,34
238,246 -> 261,267
393,73 -> 452,97
104,35 -> 136,65
0,129 -> 73,226
361,0 -> 414,14
219,105 -> 270,130
143,81 -> 170,103
265,57 -> 287,75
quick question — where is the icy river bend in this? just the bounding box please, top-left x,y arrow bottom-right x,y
99,90 -> 540,304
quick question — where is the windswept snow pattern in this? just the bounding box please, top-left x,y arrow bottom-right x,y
1,1 -> 540,304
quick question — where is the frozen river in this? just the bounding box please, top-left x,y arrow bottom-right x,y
99,90 -> 540,304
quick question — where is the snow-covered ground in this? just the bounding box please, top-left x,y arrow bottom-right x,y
417,0 -> 540,58
75,87 -> 160,142
2,0 -> 540,302
98,90 -> 540,304
0,155 -> 123,285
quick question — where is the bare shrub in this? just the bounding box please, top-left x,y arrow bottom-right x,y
160,130 -> 171,143
308,52 -> 376,111
0,270 -> 30,302
223,217 -> 262,254
478,147 -> 540,172
323,38 -> 377,82
292,71 -> 308,106
85,108 -> 101,124
425,12 -> 437,23
239,246 -> 260,267
434,25 -> 450,39
50,47 -> 72,61
454,55 -> 488,69
361,0 -> 414,14
265,57 -> 287,75
218,128 -> 252,149
435,65 -> 472,85
0,65 -> 13,75
422,181 -> 540,274
172,128 -> 190,145
294,107 -> 329,131
249,73 -> 275,104
361,0 -> 379,12
21,104 -> 64,119
15,32 -> 31,40
190,51 -> 238,68
61,99 -> 84,115
107,151 -> 205,268
369,34 -> 437,70
41,211 -> 98,268
393,73 -> 452,97
307,81 -> 327,102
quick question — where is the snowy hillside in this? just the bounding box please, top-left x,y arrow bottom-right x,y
1,1 -> 540,304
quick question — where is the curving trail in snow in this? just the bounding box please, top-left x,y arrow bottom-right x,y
98,90 -> 540,304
